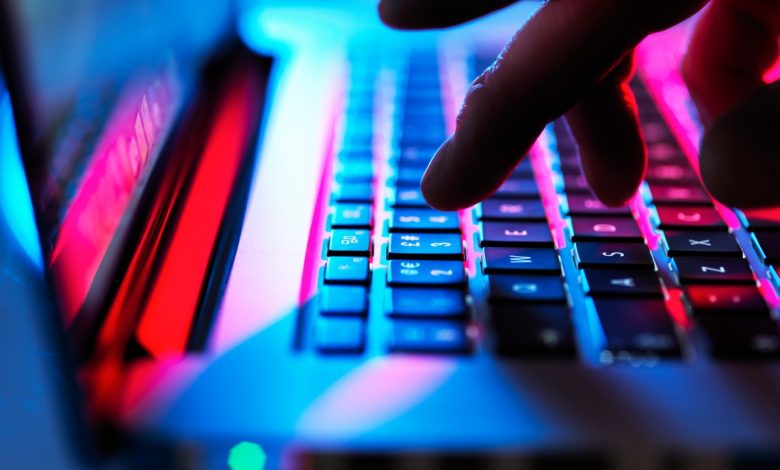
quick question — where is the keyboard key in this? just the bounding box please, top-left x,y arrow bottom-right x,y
493,178 -> 540,198
319,285 -> 368,316
390,209 -> 459,232
393,185 -> 428,207
387,260 -> 465,286
683,285 -> 770,316
647,142 -> 687,162
332,203 -> 372,228
592,298 -> 681,359
752,231 -> 780,264
316,317 -> 365,354
570,217 -> 643,242
333,183 -> 373,203
328,229 -> 371,256
655,205 -> 726,231
491,304 -> 576,357
389,321 -> 471,354
480,222 -> 554,247
396,166 -> 426,185
387,233 -> 463,260
581,268 -> 663,297
488,275 -> 567,303
397,146 -> 436,166
335,161 -> 374,182
645,163 -> 699,185
698,317 -> 780,359
563,174 -> 592,193
482,247 -> 561,274
324,257 -> 370,284
673,257 -> 755,285
646,184 -> 711,205
479,198 -> 546,221
573,242 -> 655,269
663,231 -> 742,257
385,288 -> 467,318
565,195 -> 632,216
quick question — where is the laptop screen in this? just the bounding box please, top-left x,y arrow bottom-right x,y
0,0 -> 234,326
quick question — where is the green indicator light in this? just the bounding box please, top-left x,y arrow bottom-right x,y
228,441 -> 267,470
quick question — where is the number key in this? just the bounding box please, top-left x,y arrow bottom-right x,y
388,233 -> 463,260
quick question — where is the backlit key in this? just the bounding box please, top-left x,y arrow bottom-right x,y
328,229 -> 371,256
491,304 -> 576,357
319,285 -> 368,316
493,178 -> 540,198
645,163 -> 699,185
646,184 -> 711,206
698,317 -> 780,359
393,185 -> 428,207
592,298 -> 681,359
574,242 -> 655,269
480,222 -> 554,247
565,195 -> 632,216
487,275 -> 567,303
655,205 -> 726,231
663,231 -> 742,257
683,285 -> 770,316
387,260 -> 465,286
316,317 -> 365,354
388,233 -> 463,260
333,183 -> 373,203
673,257 -> 755,285
570,217 -> 643,242
385,288 -> 467,318
482,247 -> 561,274
390,209 -> 460,232
581,268 -> 663,297
389,321 -> 471,354
479,198 -> 546,221
332,203 -> 372,228
324,257 -> 370,284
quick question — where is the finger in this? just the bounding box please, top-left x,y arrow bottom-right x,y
421,0 -> 705,211
699,80 -> 780,208
379,0 -> 518,30
683,0 -> 780,125
565,53 -> 646,207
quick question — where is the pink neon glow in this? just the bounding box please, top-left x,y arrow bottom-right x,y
296,79 -> 342,309
438,46 -> 479,288
763,40 -> 780,83
529,135 -> 567,251
49,75 -> 176,323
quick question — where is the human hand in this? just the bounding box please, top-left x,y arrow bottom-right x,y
378,0 -> 780,210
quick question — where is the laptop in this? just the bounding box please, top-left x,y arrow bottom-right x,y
3,0 -> 780,468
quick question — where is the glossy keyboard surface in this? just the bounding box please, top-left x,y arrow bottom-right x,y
300,47 -> 780,363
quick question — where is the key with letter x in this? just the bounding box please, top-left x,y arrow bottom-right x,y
663,231 -> 742,257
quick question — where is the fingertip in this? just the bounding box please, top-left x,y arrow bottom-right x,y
580,145 -> 645,208
420,138 -> 470,211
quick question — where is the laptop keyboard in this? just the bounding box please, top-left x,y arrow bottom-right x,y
305,47 -> 780,362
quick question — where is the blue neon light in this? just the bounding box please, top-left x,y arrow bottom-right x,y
0,93 -> 44,270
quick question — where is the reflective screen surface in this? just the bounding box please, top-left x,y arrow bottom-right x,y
1,0 -> 233,323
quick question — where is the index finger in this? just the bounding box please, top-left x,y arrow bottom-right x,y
420,0 -> 706,211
